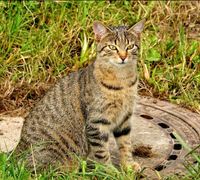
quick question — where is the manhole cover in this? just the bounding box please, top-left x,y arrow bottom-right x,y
109,96 -> 200,177
0,96 -> 199,178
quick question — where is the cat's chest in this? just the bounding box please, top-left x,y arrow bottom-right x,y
105,85 -> 134,100
102,88 -> 135,114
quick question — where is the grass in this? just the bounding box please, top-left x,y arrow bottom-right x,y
0,141 -> 199,180
0,1 -> 199,116
0,0 -> 199,179
0,153 -> 143,180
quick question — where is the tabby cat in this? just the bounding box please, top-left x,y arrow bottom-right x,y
15,20 -> 145,172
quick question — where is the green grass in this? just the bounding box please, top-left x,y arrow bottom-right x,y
0,1 -> 199,179
0,142 -> 199,180
0,153 -> 143,180
0,1 -> 199,115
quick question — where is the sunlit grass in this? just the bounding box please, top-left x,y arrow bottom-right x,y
0,1 -> 199,115
0,140 -> 199,180
0,152 -> 144,180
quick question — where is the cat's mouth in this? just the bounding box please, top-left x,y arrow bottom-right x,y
109,59 -> 129,67
118,61 -> 126,64
117,60 -> 129,65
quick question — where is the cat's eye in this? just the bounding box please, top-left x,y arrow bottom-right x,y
126,44 -> 136,50
108,45 -> 117,50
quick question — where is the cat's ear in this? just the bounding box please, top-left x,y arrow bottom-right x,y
128,19 -> 145,35
93,21 -> 110,42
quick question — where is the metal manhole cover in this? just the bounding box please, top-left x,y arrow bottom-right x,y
109,96 -> 200,177
0,96 -> 199,178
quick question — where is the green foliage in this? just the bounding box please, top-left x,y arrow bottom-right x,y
0,153 -> 142,180
0,1 -> 199,113
0,153 -> 30,180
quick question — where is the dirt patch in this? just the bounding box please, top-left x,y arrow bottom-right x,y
133,145 -> 154,158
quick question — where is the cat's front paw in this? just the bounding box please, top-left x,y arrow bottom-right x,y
122,162 -> 141,173
131,162 -> 141,172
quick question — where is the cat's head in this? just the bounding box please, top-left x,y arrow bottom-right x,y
93,20 -> 145,68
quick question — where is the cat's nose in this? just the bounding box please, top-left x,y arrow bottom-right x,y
119,51 -> 127,61
120,56 -> 126,61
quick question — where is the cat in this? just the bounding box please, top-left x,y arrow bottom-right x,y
15,19 -> 145,172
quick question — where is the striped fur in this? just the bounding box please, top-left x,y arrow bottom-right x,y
15,20 -> 145,172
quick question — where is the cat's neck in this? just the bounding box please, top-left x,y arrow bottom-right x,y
93,61 -> 137,88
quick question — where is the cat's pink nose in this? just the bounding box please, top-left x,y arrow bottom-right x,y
120,55 -> 126,61
119,51 -> 127,61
